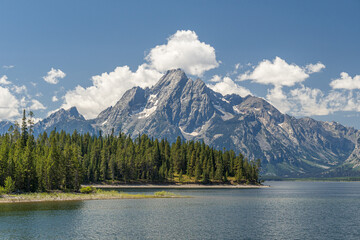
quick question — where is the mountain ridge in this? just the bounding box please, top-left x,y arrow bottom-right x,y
1,69 -> 359,177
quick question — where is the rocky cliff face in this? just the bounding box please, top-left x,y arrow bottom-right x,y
94,69 -> 360,177
34,107 -> 96,135
2,69 -> 359,177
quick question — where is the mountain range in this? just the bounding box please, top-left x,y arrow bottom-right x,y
1,69 -> 359,177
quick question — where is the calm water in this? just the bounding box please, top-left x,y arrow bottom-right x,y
1,181 -> 360,240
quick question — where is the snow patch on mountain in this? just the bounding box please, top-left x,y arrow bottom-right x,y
137,105 -> 157,119
179,126 -> 200,136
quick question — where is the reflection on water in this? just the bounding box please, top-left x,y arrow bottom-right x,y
0,201 -> 84,214
1,182 -> 360,239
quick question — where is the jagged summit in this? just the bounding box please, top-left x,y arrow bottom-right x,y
152,69 -> 188,91
33,106 -> 94,135
49,107 -> 84,120
4,69 -> 360,177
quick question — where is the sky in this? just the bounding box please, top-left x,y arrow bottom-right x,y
0,0 -> 360,128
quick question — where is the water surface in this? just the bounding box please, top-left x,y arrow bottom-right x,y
1,181 -> 360,239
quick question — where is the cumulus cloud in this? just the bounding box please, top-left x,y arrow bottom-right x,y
0,86 -> 20,120
12,85 -> 27,94
145,30 -> 219,76
208,76 -> 251,97
330,72 -> 360,90
264,84 -> 360,116
43,68 -> 66,84
266,86 -> 294,114
236,57 -> 332,116
0,75 -> 11,85
61,30 -> 219,119
306,62 -> 326,74
289,86 -> 330,116
30,99 -> 46,110
265,85 -> 329,116
52,96 -> 58,102
61,65 -> 162,119
209,75 -> 222,83
238,57 -> 313,87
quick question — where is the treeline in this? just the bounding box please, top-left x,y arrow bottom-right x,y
0,110 -> 260,192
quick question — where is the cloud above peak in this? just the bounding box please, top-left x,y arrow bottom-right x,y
43,68 -> 66,84
61,30 -> 219,119
145,30 -> 219,76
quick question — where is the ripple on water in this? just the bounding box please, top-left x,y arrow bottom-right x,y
1,182 -> 360,239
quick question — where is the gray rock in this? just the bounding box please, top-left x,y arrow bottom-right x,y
2,69 -> 359,177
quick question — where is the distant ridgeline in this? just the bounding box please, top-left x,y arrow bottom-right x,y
0,111 -> 260,193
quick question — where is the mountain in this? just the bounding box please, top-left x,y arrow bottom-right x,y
33,107 -> 96,135
1,69 -> 359,177
94,69 -> 360,177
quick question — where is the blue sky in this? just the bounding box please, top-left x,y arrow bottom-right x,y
0,0 -> 360,128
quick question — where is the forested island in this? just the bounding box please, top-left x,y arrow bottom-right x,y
0,111 -> 260,194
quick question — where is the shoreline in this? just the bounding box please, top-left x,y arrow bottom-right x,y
0,191 -> 182,204
86,183 -> 269,189
0,184 -> 268,204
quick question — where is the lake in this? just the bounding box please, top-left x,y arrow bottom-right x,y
1,181 -> 360,239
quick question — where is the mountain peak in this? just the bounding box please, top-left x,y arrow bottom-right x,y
48,107 -> 85,121
152,68 -> 188,92
67,106 -> 82,118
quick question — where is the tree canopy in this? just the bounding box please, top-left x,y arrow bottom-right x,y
0,111 -> 261,192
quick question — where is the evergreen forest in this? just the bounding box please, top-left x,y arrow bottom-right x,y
0,111 -> 261,193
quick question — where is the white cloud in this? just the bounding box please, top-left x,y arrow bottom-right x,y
238,57 -> 311,87
306,62 -> 325,74
264,84 -> 360,116
61,30 -> 220,119
0,86 -> 20,120
20,97 -> 27,108
265,85 -> 334,116
266,86 -> 294,114
0,75 -> 11,85
61,64 -> 162,119
330,72 -> 360,90
2,65 -> 14,69
208,76 -> 251,97
289,86 -> 330,115
52,96 -> 58,102
43,68 -> 66,84
145,30 -> 219,76
209,75 -> 222,83
30,99 -> 46,110
236,57 -> 332,116
12,85 -> 27,94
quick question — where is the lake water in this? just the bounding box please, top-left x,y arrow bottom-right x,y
1,181 -> 360,239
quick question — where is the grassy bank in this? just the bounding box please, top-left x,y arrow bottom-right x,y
0,190 -> 181,203
88,183 -> 266,189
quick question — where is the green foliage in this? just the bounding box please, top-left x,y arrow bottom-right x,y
0,110 -> 261,193
0,186 -> 5,195
154,191 -> 177,197
80,186 -> 96,194
4,176 -> 16,194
